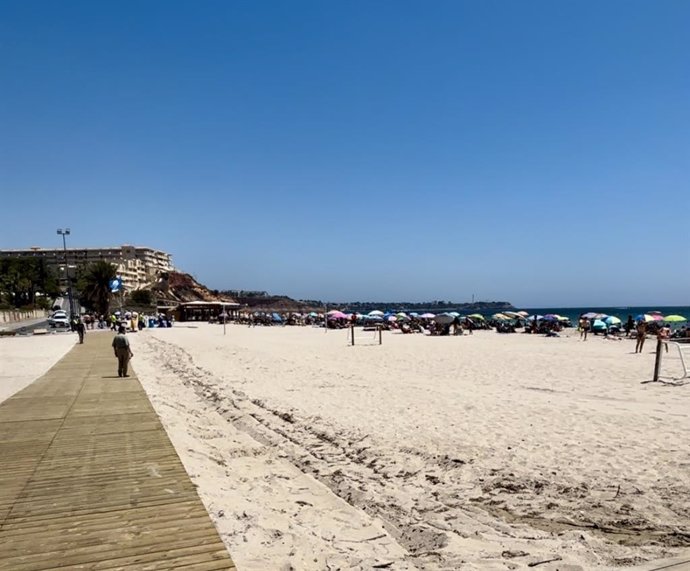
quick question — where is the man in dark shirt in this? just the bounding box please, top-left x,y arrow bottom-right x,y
75,318 -> 86,344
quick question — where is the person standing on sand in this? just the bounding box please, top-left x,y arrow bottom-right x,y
579,317 -> 590,340
625,315 -> 635,337
658,323 -> 671,353
635,321 -> 648,353
112,325 -> 134,377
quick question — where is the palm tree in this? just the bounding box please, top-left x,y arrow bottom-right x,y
78,261 -> 117,316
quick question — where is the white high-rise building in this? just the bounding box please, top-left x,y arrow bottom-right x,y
0,245 -> 174,292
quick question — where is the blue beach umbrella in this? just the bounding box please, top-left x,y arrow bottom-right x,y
592,319 -> 607,330
365,314 -> 383,322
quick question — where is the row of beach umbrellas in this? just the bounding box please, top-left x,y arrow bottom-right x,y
322,309 -> 687,327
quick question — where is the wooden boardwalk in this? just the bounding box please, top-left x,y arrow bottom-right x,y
0,333 -> 235,570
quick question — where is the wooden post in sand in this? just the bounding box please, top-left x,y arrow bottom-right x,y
653,338 -> 663,382
378,325 -> 382,345
350,323 -> 355,346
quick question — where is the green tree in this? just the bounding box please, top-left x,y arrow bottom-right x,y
0,259 -> 59,308
77,261 -> 117,316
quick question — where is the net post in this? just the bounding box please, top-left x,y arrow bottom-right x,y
653,338 -> 663,382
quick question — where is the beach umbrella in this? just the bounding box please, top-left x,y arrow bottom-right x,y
592,319 -> 607,330
468,313 -> 484,320
409,312 -> 419,317
308,312 -> 318,317
651,314 -> 664,321
434,313 -> 455,325
364,314 -> 383,322
604,316 -> 621,325
503,311 -> 522,319
492,313 -> 509,320
664,315 -> 687,323
448,311 -> 460,317
396,314 -> 411,322
328,311 -> 348,319
581,312 -> 598,319
516,311 -> 529,317
635,314 -> 654,322
387,315 -> 397,322
420,312 -> 435,319
543,314 -> 561,321
557,316 -> 570,322
527,315 -> 544,321
368,310 -> 384,316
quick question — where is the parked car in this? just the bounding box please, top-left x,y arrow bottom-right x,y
48,311 -> 70,328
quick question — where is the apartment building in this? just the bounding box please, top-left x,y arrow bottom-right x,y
0,245 -> 174,291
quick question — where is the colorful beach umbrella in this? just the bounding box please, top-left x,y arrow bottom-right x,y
368,310 -> 384,317
635,314 -> 655,323
664,315 -> 687,322
420,313 -> 435,319
516,311 -> 529,317
592,319 -> 607,330
492,313 -> 510,320
328,311 -> 348,319
503,311 -> 522,318
582,312 -> 607,319
468,313 -> 484,320
604,316 -> 621,325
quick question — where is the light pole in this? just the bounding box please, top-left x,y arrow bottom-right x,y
57,228 -> 75,318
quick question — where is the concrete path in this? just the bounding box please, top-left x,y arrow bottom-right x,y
0,333 -> 236,570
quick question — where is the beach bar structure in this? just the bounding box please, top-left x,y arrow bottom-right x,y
176,300 -> 241,322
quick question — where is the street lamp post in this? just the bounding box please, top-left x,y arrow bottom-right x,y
57,228 -> 75,318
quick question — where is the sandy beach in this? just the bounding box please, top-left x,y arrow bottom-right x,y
122,324 -> 688,570
0,332 -> 76,403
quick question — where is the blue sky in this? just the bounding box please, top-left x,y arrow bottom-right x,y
1,1 -> 688,306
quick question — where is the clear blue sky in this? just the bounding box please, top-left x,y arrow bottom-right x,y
1,1 -> 688,306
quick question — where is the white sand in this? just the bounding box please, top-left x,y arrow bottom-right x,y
0,332 -> 77,403
130,325 -> 690,570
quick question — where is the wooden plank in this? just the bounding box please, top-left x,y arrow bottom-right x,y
0,333 -> 235,570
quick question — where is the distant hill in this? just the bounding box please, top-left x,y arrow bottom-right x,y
143,277 -> 515,314
221,290 -> 515,314
220,291 -> 320,313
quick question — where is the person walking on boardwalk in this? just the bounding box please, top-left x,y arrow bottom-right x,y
112,325 -> 134,377
75,317 -> 86,344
